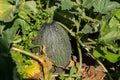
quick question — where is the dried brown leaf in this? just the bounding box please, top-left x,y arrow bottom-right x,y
39,55 -> 53,80
66,59 -> 75,70
81,65 -> 106,80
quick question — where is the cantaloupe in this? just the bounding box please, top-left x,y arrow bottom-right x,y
32,22 -> 72,68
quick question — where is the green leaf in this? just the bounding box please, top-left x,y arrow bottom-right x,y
59,74 -> 65,80
0,24 -> 18,53
61,0 -> 73,10
25,1 -> 38,15
82,0 -> 95,9
0,0 -> 14,22
100,26 -> 120,41
18,11 -> 30,21
93,0 -> 120,14
80,24 -> 93,34
54,10 -> 75,28
99,21 -> 120,42
93,46 -> 120,63
106,41 -> 119,53
109,16 -> 119,28
13,19 -> 29,34
45,6 -> 57,17
2,24 -> 18,44
80,23 -> 100,34
69,65 -> 77,77
112,9 -> 120,20
0,19 -> 20,52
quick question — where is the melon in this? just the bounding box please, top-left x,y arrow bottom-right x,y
32,22 -> 72,68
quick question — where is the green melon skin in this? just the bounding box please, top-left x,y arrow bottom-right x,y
32,22 -> 72,68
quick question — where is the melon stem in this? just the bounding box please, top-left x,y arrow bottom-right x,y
76,36 -> 82,77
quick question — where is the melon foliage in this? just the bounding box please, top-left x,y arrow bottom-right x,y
32,22 -> 72,68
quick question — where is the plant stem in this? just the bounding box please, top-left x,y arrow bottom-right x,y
83,41 -> 96,45
12,0 -> 20,14
46,0 -> 49,9
11,47 -> 51,80
74,20 -> 80,33
57,21 -> 83,77
56,22 -> 75,37
57,21 -> 82,77
86,52 -> 113,80
37,0 -> 42,8
74,17 -> 83,76
11,47 -> 41,62
53,74 -> 80,78
80,15 -> 98,23
76,37 -> 82,76
20,8 -> 37,21
96,60 -> 113,80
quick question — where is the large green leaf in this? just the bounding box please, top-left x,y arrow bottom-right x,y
82,0 -> 95,9
93,0 -> 120,14
0,0 -> 14,22
18,11 -> 30,21
25,1 -> 38,15
112,9 -> 120,20
99,16 -> 120,53
80,23 -> 100,34
99,21 -> 120,42
60,0 -> 73,10
2,26 -> 18,44
13,19 -> 29,34
69,65 -> 77,77
0,19 -> 20,52
80,24 -> 94,34
0,27 -> 17,53
109,16 -> 119,28
93,46 -> 120,63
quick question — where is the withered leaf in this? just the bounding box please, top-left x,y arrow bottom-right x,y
39,55 -> 53,80
24,60 -> 43,80
81,65 -> 106,80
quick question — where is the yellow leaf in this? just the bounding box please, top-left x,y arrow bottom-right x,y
24,60 -> 43,79
66,59 -> 75,70
0,0 -> 14,22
